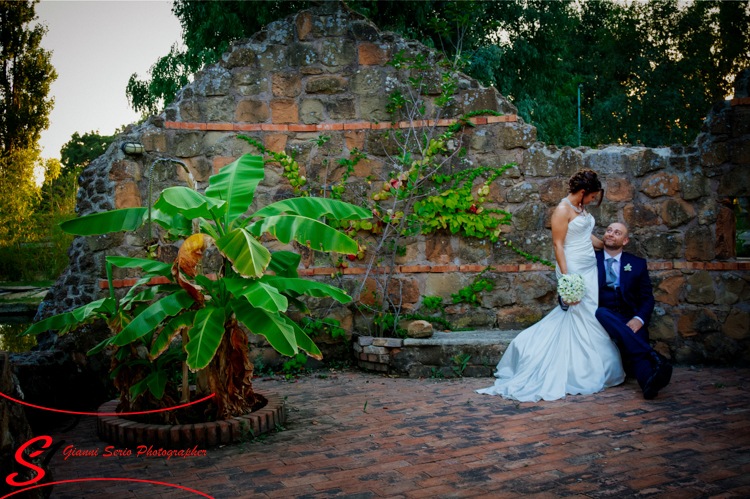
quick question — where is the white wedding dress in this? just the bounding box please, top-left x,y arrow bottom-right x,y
476,204 -> 625,402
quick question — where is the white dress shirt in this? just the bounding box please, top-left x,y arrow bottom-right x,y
604,250 -> 643,326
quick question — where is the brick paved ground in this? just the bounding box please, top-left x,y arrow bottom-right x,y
45,367 -> 750,499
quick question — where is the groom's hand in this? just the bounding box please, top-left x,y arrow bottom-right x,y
626,318 -> 642,333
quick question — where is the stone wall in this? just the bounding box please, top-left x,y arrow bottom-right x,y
30,0 -> 750,381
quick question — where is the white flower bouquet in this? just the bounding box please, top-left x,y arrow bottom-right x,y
558,274 -> 585,304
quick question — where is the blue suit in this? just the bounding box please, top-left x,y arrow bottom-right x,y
594,251 -> 659,390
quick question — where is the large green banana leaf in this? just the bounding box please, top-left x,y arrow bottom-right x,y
60,208 -> 147,236
281,314 -> 323,359
224,278 -> 288,313
251,197 -> 371,220
261,276 -> 351,303
150,311 -> 197,358
151,208 -> 192,236
215,228 -> 271,278
22,297 -> 115,337
185,306 -> 226,370
127,284 -> 183,308
113,290 -> 194,346
106,256 -> 173,277
232,299 -> 297,357
268,251 -> 300,278
204,154 -> 265,230
154,186 -> 226,221
248,215 -> 359,254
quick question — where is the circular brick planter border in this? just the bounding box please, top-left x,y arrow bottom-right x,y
96,392 -> 285,449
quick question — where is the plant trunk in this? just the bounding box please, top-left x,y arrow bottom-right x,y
181,330 -> 190,403
209,320 -> 256,420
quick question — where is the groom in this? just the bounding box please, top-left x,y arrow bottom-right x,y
594,222 -> 672,400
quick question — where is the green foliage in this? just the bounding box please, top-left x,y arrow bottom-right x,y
430,367 -> 445,379
451,352 -> 471,377
22,153 -> 363,418
451,266 -> 494,306
301,317 -> 346,340
422,296 -> 444,312
282,352 -> 308,376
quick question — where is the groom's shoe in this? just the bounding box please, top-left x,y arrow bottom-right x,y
643,358 -> 673,400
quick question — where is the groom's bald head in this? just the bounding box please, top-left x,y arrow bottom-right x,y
604,223 -> 629,251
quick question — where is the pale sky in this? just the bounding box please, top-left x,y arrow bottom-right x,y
36,0 -> 183,160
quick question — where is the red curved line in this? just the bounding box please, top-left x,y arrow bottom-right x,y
0,391 -> 215,416
0,478 -> 214,499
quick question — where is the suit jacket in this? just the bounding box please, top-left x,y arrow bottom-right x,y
596,251 -> 655,327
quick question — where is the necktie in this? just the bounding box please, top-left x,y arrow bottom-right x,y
606,258 -> 617,289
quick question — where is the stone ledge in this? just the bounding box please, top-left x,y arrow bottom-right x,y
164,115 -> 518,132
98,260 -> 748,289
96,392 -> 285,449
402,330 -> 521,347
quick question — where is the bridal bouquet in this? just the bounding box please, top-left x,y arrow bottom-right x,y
558,274 -> 585,303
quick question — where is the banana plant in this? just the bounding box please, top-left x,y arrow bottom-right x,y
23,154 -> 370,419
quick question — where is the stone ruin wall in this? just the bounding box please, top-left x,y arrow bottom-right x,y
32,1 -> 750,374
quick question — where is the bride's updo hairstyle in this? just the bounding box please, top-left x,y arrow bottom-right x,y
568,169 -> 603,207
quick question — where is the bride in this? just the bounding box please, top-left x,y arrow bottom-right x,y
476,169 -> 625,402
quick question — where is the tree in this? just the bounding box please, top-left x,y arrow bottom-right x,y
0,0 -> 56,240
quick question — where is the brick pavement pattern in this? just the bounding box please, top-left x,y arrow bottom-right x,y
47,368 -> 750,499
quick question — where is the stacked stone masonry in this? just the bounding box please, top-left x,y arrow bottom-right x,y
34,1 -> 750,373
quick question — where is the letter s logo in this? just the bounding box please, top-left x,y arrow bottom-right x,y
6,435 -> 52,487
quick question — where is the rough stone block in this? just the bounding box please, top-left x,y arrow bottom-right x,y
686,271 -> 716,304
685,226 -> 715,261
497,124 -> 537,150
109,160 -> 140,181
321,39 -> 356,67
173,132 -> 204,158
700,141 -> 729,167
652,271 -> 685,306
344,130 -> 366,150
649,309 -> 675,341
363,345 -> 388,355
272,72 -> 302,97
715,205 -> 735,259
496,306 -> 544,330
723,308 -> 749,340
259,45 -> 287,71
678,307 -> 721,337
628,148 -> 668,177
299,99 -> 325,124
425,273 -> 468,300
200,96 -> 235,122
360,96 -> 391,122
264,134 -> 288,153
349,20 -> 380,41
661,199 -> 694,228
641,172 -> 680,198
425,235 -> 455,263
142,130 -> 166,153
407,320 -> 434,338
226,46 -> 255,69
460,87 -> 501,114
386,278 -> 420,304
306,75 -> 348,94
679,169 -> 709,201
505,181 -> 537,203
179,99 -> 202,122
523,145 -> 557,176
296,11 -> 312,40
359,43 -> 390,65
114,181 -> 141,209
270,99 -> 298,124
469,129 -> 494,153
327,98 -> 357,120
731,141 -> 750,164
553,147 -> 583,176
351,68 -> 383,95
623,204 -> 660,227
196,68 -> 232,97
539,178 -> 568,205
236,99 -> 269,123
513,203 -> 546,231
234,69 -> 266,96
715,273 -> 750,305
604,177 -> 634,202
641,231 -> 682,259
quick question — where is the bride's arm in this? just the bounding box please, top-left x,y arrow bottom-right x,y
551,206 -> 570,275
591,234 -> 604,250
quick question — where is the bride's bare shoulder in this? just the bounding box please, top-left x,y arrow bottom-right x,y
552,201 -> 575,221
